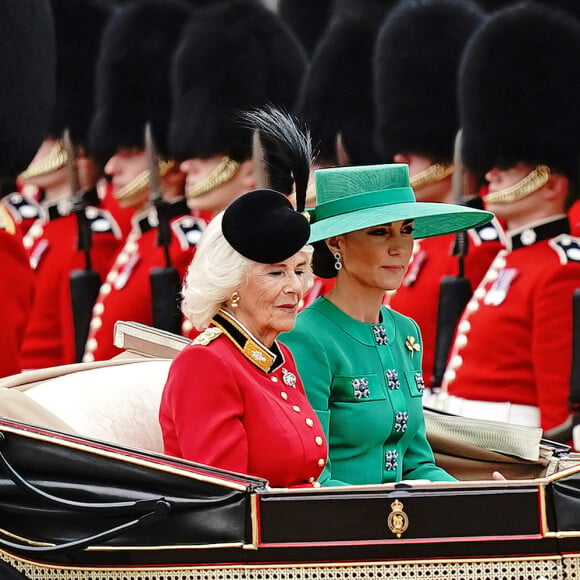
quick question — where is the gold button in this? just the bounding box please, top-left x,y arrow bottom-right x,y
318,458 -> 325,467
309,477 -> 315,483
281,392 -> 288,400
271,377 -> 279,382
292,405 -> 301,413
315,436 -> 323,446
305,418 -> 314,427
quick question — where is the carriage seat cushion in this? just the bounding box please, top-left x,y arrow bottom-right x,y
22,359 -> 172,453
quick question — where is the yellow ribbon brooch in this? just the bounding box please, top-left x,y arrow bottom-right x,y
405,336 -> 421,357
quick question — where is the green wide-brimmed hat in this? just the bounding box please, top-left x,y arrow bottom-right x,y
308,163 -> 493,243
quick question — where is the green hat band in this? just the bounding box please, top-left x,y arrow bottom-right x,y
311,187 -> 415,222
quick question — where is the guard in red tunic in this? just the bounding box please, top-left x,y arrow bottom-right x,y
18,0 -> 124,369
374,0 -> 505,387
437,3 -> 580,431
0,0 -> 55,376
83,0 -> 205,362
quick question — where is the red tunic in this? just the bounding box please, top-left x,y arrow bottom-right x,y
159,310 -> 328,487
443,217 -> 580,431
83,200 -> 206,362
387,220 -> 505,386
0,206 -> 35,377
20,199 -> 123,369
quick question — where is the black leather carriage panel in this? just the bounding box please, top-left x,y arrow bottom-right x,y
0,424 -> 257,552
258,485 -> 542,545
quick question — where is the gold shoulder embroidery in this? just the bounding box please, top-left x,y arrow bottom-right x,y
193,327 -> 223,346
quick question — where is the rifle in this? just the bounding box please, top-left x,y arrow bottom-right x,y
543,289 -> 580,444
65,129 -> 102,363
145,123 -> 182,335
431,130 -> 473,392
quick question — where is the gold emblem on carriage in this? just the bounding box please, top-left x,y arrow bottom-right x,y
387,499 -> 408,538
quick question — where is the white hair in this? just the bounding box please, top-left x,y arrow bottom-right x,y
181,212 -> 254,330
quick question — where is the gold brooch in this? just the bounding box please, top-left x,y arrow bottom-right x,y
405,336 -> 421,357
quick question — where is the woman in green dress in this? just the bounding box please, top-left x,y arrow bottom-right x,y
281,163 -> 493,486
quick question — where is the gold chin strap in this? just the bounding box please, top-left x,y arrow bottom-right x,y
483,165 -> 551,205
185,156 -> 240,200
409,163 -> 454,190
19,141 -> 68,180
114,160 -> 175,203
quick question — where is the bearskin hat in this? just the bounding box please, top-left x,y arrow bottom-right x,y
169,0 -> 306,164
89,0 -> 191,162
297,1 -> 395,166
0,0 -> 55,180
375,0 -> 484,165
460,2 -> 580,181
48,0 -> 110,148
278,0 -> 335,56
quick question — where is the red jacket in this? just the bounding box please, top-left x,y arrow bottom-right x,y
20,199 -> 123,369
159,310 -> 327,487
83,200 -> 206,362
387,220 -> 505,386
443,217 -> 580,431
0,206 -> 34,377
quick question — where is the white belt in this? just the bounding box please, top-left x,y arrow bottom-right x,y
424,392 -> 541,428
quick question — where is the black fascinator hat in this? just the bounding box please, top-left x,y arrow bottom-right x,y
222,189 -> 310,264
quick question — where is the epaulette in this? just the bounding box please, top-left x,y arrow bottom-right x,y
549,234 -> 580,264
192,327 -> 223,346
468,219 -> 504,246
85,207 -> 122,239
171,215 -> 206,251
2,192 -> 42,223
0,205 -> 17,235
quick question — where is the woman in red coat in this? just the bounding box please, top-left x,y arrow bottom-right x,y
159,188 -> 328,488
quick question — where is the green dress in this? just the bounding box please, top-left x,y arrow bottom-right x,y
281,297 -> 455,486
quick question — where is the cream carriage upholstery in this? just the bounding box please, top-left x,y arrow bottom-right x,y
0,322 -> 188,453
22,358 -> 171,453
0,357 -> 171,453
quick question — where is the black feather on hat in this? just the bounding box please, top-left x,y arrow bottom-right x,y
375,0 -> 484,165
48,0 -> 110,148
460,2 -> 580,181
89,0 -> 192,163
169,0 -> 306,164
0,0 -> 55,180
240,106 -> 313,201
